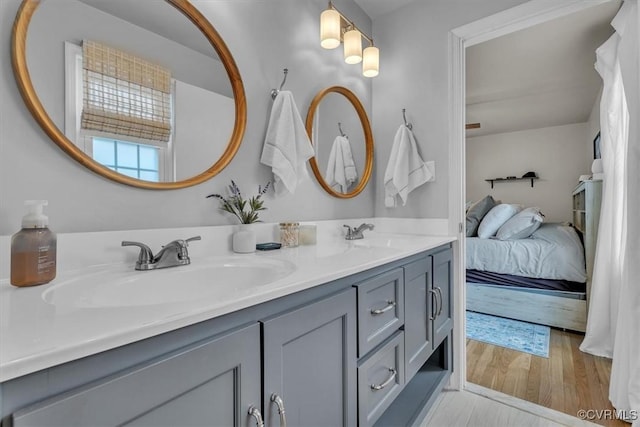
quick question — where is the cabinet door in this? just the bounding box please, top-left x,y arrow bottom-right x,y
432,248 -> 453,348
263,288 -> 357,427
12,323 -> 262,427
403,256 -> 432,382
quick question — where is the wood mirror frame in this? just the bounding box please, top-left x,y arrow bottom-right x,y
11,0 -> 246,190
305,86 -> 373,199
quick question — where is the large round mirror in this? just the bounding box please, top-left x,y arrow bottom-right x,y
12,0 -> 246,189
306,86 -> 373,198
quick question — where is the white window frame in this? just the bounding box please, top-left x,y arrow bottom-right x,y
64,42 -> 174,181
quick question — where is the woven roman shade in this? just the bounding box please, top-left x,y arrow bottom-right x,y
81,40 -> 172,142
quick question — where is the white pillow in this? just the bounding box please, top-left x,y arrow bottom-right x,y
496,207 -> 545,240
477,204 -> 521,238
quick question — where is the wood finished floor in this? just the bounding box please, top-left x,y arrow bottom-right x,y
466,329 -> 628,427
421,389 -> 584,427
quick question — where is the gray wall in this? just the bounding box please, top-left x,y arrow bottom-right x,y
371,0 -> 528,219
0,0 -> 373,234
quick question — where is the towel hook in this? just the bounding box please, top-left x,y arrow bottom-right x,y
338,122 -> 346,137
271,68 -> 289,100
402,109 -> 413,130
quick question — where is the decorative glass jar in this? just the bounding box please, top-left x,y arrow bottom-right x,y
279,222 -> 300,247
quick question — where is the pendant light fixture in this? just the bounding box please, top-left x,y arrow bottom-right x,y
362,45 -> 379,77
343,26 -> 362,64
320,8 -> 341,49
319,2 -> 379,77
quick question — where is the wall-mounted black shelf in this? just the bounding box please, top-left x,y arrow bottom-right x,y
485,177 -> 538,189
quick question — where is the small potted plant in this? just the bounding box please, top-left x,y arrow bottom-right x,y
207,180 -> 270,253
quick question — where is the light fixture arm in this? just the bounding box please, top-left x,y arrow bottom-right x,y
328,1 -> 374,46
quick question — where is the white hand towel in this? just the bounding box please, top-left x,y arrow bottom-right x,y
325,136 -> 358,193
384,125 -> 434,207
260,91 -> 314,196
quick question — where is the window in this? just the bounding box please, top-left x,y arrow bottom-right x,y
64,42 -> 174,182
92,138 -> 160,182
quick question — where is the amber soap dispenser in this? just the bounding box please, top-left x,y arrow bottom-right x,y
11,200 -> 57,287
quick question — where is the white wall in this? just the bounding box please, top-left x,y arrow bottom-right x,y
0,0 -> 373,234
588,87 -> 603,145
371,0 -> 528,219
466,123 -> 592,222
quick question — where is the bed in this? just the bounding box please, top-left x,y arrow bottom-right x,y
466,222 -> 588,332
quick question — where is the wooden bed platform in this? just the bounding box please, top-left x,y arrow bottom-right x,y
466,282 -> 587,332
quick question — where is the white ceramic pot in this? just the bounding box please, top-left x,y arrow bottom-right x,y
233,224 -> 256,253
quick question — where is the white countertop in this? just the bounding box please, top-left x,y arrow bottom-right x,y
0,221 -> 455,383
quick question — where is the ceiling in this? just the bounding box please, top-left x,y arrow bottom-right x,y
465,1 -> 620,138
354,0 -> 414,19
78,0 -> 219,60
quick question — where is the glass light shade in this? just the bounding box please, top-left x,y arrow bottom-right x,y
320,9 -> 341,49
343,28 -> 362,64
362,46 -> 379,77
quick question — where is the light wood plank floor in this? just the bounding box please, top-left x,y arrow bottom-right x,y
467,328 -> 627,427
421,389 -> 586,427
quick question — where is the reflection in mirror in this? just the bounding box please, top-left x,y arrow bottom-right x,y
306,87 -> 373,198
13,0 -> 246,189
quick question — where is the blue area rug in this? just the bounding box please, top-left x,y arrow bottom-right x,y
466,311 -> 550,358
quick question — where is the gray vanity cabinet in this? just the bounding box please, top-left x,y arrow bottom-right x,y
262,288 -> 357,427
10,323 -> 262,427
3,244 -> 454,427
403,247 -> 452,383
432,248 -> 453,348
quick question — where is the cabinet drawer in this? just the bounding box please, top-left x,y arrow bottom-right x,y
355,268 -> 404,357
357,331 -> 405,427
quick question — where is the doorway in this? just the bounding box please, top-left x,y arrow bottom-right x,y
448,0 -> 623,425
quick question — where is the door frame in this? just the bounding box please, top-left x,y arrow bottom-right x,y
447,0 -> 614,391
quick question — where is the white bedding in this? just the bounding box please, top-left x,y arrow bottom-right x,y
466,223 -> 587,282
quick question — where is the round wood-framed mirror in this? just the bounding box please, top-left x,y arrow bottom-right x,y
11,0 -> 246,190
306,86 -> 373,198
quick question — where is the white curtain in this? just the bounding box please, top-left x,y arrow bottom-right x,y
580,0 -> 639,422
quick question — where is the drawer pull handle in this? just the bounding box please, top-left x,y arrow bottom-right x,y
429,289 -> 438,320
248,405 -> 264,427
370,300 -> 396,315
271,393 -> 287,427
435,286 -> 443,317
371,367 -> 397,391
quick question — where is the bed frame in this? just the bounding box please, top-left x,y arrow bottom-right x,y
466,282 -> 587,332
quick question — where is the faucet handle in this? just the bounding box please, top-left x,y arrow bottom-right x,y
185,236 -> 202,245
122,241 -> 154,264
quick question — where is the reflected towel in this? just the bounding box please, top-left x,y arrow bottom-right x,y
384,125 -> 434,207
260,91 -> 314,196
325,135 -> 358,193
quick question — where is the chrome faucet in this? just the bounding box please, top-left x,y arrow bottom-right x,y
122,236 -> 201,270
343,223 -> 374,240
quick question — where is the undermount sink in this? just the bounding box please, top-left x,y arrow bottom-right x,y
42,256 -> 296,308
351,234 -> 423,250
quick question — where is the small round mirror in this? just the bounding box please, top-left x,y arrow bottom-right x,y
306,86 -> 373,198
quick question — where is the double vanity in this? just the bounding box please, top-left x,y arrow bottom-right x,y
0,226 -> 455,426
4,0 -> 456,425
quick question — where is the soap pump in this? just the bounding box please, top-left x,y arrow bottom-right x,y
10,200 -> 57,287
